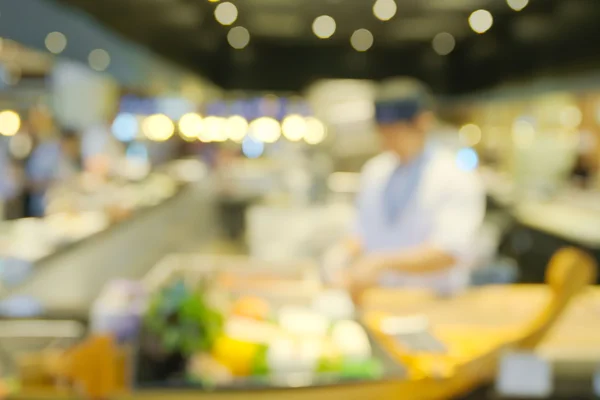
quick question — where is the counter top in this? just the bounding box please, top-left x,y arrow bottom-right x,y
514,200 -> 600,248
362,285 -> 600,365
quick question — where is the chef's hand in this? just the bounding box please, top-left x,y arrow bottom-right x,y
345,256 -> 385,299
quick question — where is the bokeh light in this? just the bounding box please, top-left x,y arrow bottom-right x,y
178,113 -> 204,140
112,113 -> 139,142
45,32 -> 67,54
559,105 -> 582,129
2,65 -> 21,86
228,26 -> 250,49
459,123 -> 482,146
469,10 -> 493,34
373,0 -> 397,21
88,49 -> 111,71
281,114 -> 308,142
304,117 -> 327,145
200,116 -> 226,142
507,0 -> 529,11
432,32 -> 456,56
249,117 -> 281,143
215,2 -> 238,26
456,148 -> 479,171
142,114 -> 175,142
350,29 -> 374,52
512,119 -> 536,149
9,133 -> 33,159
224,115 -> 248,142
0,110 -> 21,136
242,136 -> 264,159
312,15 -> 336,39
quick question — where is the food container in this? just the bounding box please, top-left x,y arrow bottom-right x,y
134,254 -> 405,391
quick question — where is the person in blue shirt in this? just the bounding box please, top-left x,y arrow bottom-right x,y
324,78 -> 485,295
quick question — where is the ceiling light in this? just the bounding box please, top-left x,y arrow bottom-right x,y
142,114 -> 174,142
0,110 -> 21,137
304,117 -> 327,145
507,0 -> 529,11
458,123 -> 482,146
432,32 -> 455,55
88,49 -> 111,71
178,113 -> 204,140
312,15 -> 336,39
227,26 -> 250,49
469,10 -> 493,34
112,113 -> 138,142
350,29 -> 374,52
201,116 -> 226,142
373,0 -> 397,22
282,114 -> 308,141
242,136 -> 264,159
9,133 -> 33,160
224,115 -> 248,142
45,32 -> 67,54
249,117 -> 281,143
215,2 -> 238,26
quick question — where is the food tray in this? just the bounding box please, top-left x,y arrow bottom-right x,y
142,254 -> 322,304
135,254 -> 406,391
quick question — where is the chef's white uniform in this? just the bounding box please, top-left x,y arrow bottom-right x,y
354,144 -> 485,294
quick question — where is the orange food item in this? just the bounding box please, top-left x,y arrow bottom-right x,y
231,296 -> 270,320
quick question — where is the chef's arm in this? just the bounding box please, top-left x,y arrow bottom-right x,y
374,172 -> 485,276
374,245 -> 456,274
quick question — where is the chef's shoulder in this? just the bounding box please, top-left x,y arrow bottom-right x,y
359,152 -> 396,179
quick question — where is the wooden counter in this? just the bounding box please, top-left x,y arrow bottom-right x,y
362,285 -> 600,366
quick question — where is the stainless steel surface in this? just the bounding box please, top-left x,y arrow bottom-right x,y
0,183 -> 218,316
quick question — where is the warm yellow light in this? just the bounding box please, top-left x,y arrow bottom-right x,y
304,117 -> 327,145
45,32 -> 67,54
432,32 -> 456,56
281,114 -> 308,142
507,0 -> 529,11
249,117 -> 281,143
559,106 -> 582,129
0,110 -> 21,137
469,10 -> 493,34
88,49 -> 111,71
178,113 -> 203,140
312,15 -> 336,39
224,115 -> 248,142
459,123 -> 482,146
215,2 -> 238,26
373,0 -> 397,21
350,29 -> 374,52
512,120 -> 535,149
201,116 -> 226,142
142,114 -> 175,142
228,26 -> 250,49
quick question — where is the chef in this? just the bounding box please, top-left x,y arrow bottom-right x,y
325,78 -> 485,295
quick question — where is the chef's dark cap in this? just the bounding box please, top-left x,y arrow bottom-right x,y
375,78 -> 434,124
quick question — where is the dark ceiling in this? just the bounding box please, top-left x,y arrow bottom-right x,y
55,0 -> 600,94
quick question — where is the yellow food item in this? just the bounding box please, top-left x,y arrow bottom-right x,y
231,296 -> 270,321
212,336 -> 260,377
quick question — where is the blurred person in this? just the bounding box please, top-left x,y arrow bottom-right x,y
25,120 -> 82,217
0,144 -> 17,220
323,78 -> 485,295
571,153 -> 593,189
